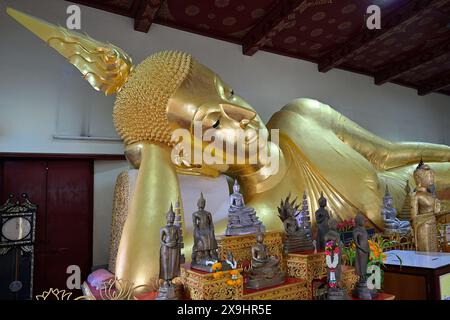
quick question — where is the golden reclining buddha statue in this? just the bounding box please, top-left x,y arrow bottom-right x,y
8,8 -> 450,290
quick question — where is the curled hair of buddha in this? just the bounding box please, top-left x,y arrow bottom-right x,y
113,51 -> 193,146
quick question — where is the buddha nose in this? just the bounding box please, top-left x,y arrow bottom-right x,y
240,119 -> 250,129
221,103 -> 257,126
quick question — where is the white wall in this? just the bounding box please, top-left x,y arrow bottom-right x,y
1,0 -> 450,265
93,161 -> 128,266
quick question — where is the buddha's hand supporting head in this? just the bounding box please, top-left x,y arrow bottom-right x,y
113,51 -> 270,176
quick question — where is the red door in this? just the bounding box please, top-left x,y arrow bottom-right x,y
1,158 -> 93,298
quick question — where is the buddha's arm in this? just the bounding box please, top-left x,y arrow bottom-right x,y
410,195 -> 419,221
267,103 -> 383,229
334,116 -> 450,171
115,143 -> 181,291
280,98 -> 450,171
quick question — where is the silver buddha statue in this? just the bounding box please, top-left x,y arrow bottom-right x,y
191,193 -> 230,272
278,195 -> 314,253
246,233 -> 285,290
226,180 -> 265,236
315,192 -> 330,251
156,204 -> 183,300
382,186 -> 411,235
352,213 -> 372,300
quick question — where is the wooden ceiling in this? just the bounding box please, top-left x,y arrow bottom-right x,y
67,0 -> 450,96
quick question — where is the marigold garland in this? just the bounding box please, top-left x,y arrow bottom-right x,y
325,240 -> 340,288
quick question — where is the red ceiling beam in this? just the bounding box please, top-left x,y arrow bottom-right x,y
134,0 -> 164,33
317,0 -> 435,73
418,70 -> 450,96
67,0 -> 133,17
374,39 -> 450,86
242,0 -> 319,56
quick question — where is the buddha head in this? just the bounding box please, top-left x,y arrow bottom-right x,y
114,51 -> 269,176
233,179 -> 241,194
318,192 -> 327,208
7,12 -> 273,176
383,186 -> 393,208
355,213 -> 365,227
166,204 -> 175,225
256,233 -> 265,244
197,192 -> 206,210
413,160 -> 435,189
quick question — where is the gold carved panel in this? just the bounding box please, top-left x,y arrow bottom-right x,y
217,231 -> 284,270
181,265 -> 243,300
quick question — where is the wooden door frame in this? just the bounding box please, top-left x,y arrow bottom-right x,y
0,154 -> 117,283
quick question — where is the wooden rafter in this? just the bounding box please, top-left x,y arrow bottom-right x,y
374,39 -> 450,85
418,70 -> 450,96
317,0 -> 435,73
134,0 -> 164,33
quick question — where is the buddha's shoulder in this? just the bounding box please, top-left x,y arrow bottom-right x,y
280,98 -> 335,116
267,98 -> 337,128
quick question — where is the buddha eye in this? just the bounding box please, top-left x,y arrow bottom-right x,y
212,119 -> 220,128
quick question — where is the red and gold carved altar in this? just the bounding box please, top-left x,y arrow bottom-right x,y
242,278 -> 309,300
286,251 -> 327,284
216,231 -> 284,269
181,232 -> 359,300
341,266 -> 359,292
285,251 -> 358,298
181,265 -> 243,300
180,264 -> 309,300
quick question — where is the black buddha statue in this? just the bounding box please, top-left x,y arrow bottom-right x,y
246,233 -> 285,290
191,193 -> 230,272
352,213 -> 372,300
156,204 -> 183,300
315,192 -> 330,250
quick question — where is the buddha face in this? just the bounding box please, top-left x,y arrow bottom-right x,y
414,165 -> 435,188
167,61 -> 269,174
384,197 -> 393,208
166,211 -> 175,225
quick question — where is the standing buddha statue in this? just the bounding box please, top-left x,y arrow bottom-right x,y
411,160 -> 442,252
352,213 -> 371,300
191,193 -> 219,271
157,204 -> 183,300
315,192 -> 330,250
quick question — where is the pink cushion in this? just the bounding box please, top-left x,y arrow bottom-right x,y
87,269 -> 114,290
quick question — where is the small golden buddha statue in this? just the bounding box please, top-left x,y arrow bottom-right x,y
411,160 -> 442,252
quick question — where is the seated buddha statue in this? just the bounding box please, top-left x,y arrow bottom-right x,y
411,160 -> 443,252
382,186 -> 411,235
225,179 -> 265,236
246,233 -> 285,290
278,195 -> 314,253
230,179 -> 245,208
9,9 -> 450,289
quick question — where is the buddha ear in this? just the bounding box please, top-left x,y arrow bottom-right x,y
221,104 -> 256,127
